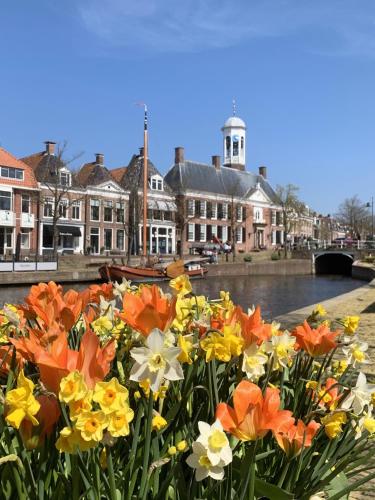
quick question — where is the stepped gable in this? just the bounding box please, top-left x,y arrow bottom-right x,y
164,159 -> 279,203
0,147 -> 38,188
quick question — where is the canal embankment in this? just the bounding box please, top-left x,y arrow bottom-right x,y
207,258 -> 311,277
276,263 -> 375,374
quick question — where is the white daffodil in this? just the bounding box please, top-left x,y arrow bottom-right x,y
342,337 -> 369,368
242,343 -> 268,381
271,321 -> 281,336
352,405 -> 375,440
196,420 -> 232,466
129,329 -> 184,392
265,332 -> 296,370
186,441 -> 226,481
99,295 -> 117,322
113,278 -> 132,299
341,372 -> 375,415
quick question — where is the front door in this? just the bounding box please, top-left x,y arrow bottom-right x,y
0,229 -> 4,255
158,236 -> 167,254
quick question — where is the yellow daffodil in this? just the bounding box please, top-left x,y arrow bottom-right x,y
5,370 -> 40,429
170,275 -> 192,296
107,405 -> 134,437
59,371 -> 88,404
68,392 -> 93,421
168,446 -> 177,456
332,360 -> 348,377
364,417 -> 375,434
219,291 -> 234,316
152,413 -> 167,431
99,447 -> 107,469
322,412 -> 347,439
265,332 -> 296,370
75,410 -> 108,442
313,304 -> 326,317
91,316 -> 113,336
93,378 -> 129,414
342,316 -> 360,335
139,379 -> 168,401
306,381 -> 318,390
177,440 -> 188,452
200,332 -> 231,362
55,426 -> 96,454
177,334 -> 193,365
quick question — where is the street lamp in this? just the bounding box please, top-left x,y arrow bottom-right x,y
366,197 -> 374,240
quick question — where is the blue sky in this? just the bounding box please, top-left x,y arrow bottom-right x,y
1,0 -> 375,214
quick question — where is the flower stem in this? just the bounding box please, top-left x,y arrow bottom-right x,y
106,446 -> 117,500
139,393 -> 154,499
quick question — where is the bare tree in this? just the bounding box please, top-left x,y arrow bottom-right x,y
226,177 -> 244,262
335,195 -> 371,239
38,142 -> 84,256
275,184 -> 305,256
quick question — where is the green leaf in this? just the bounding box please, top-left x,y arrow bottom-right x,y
254,478 -> 294,500
325,471 -> 350,500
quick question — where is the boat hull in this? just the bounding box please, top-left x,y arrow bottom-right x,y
99,264 -> 207,283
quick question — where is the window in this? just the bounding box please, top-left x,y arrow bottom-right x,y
104,200 -> 113,222
43,197 -> 53,217
21,195 -> 30,213
236,227 -> 242,243
236,205 -> 242,222
153,210 -> 162,220
60,172 -> 71,186
226,136 -> 230,153
0,166 -> 23,180
150,175 -> 163,191
254,207 -> 263,222
72,201 -> 80,220
271,210 -> 276,226
116,230 -> 125,251
164,211 -> 172,221
187,223 -> 194,242
207,225 -> 212,241
90,199 -> 100,221
241,137 -> 244,150
232,135 -> 239,156
222,226 -> 228,241
104,229 -> 112,250
187,199 -> 195,217
272,231 -> 276,245
116,202 -> 125,223
222,203 -> 228,220
200,224 -> 206,242
199,200 -> 206,218
217,203 -> 223,220
211,203 -> 217,220
21,229 -> 31,249
90,228 -> 99,254
0,191 -> 11,211
217,225 -> 223,240
276,212 -> 283,225
211,225 -> 217,237
59,200 -> 68,218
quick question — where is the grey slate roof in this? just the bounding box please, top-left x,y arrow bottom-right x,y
119,153 -> 174,195
164,161 -> 280,203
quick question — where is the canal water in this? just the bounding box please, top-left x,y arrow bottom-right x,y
0,275 -> 364,321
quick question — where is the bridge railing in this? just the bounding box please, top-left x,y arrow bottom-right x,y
294,240 -> 375,251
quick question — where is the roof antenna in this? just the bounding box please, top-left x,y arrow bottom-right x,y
232,98 -> 236,116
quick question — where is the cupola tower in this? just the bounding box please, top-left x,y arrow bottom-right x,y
221,100 -> 246,171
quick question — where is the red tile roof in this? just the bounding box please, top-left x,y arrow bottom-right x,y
110,166 -> 127,184
20,151 -> 44,171
0,147 -> 38,188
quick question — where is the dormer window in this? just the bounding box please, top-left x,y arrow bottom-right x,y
60,171 -> 71,186
1,166 -> 23,180
150,175 -> 163,191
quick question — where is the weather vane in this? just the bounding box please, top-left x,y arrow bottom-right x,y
232,98 -> 236,116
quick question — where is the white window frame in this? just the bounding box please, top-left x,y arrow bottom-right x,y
272,230 -> 276,245
59,199 -> 68,219
90,199 -> 100,222
254,207 -> 263,222
21,194 -> 31,214
236,226 -> 242,243
200,200 -> 206,219
43,197 -> 53,218
187,199 -> 195,217
271,210 -> 276,226
60,171 -> 71,187
211,225 -> 217,237
72,200 -> 81,220
104,228 -> 112,250
222,226 -> 228,241
116,229 -> 125,251
20,229 -> 30,249
236,205 -> 242,222
222,203 -> 228,220
150,175 -> 163,191
116,202 -> 125,223
211,202 -> 217,220
200,224 -> 206,242
104,200 -> 113,222
188,223 -> 195,242
0,166 -> 23,180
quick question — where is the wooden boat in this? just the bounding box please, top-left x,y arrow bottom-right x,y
99,259 -> 207,283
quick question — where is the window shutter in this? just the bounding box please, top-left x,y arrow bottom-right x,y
242,227 -> 246,242
207,201 -> 212,218
242,206 -> 246,220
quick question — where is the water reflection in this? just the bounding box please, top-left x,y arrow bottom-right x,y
0,275 -> 364,319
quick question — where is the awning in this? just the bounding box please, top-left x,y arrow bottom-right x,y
57,225 -> 82,237
147,199 -> 177,211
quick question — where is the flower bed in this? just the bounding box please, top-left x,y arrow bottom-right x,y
0,277 -> 374,499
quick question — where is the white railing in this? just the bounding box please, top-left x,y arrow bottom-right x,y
21,213 -> 35,228
0,210 -> 15,226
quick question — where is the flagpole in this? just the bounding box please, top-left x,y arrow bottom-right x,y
143,105 -> 148,258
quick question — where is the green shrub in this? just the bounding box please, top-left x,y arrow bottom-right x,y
271,253 -> 281,261
243,254 -> 252,262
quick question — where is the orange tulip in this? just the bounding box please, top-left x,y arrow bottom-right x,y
0,344 -> 24,375
227,306 -> 272,346
293,321 -> 338,357
273,418 -> 320,458
11,328 -> 115,394
216,380 -> 293,441
120,284 -> 176,336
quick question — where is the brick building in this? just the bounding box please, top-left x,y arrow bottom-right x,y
0,147 -> 39,257
111,148 -> 177,255
165,114 -> 284,255
77,153 -> 129,254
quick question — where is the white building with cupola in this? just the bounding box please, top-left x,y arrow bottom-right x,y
222,115 -> 246,170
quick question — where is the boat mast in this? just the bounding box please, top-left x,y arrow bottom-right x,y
143,104 -> 148,258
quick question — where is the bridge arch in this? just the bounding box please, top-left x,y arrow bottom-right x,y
314,252 -> 354,276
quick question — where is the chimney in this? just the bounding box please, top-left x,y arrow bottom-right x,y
212,155 -> 221,170
139,147 -> 144,156
175,147 -> 184,164
44,141 -> 56,155
259,166 -> 267,179
95,153 -> 104,166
